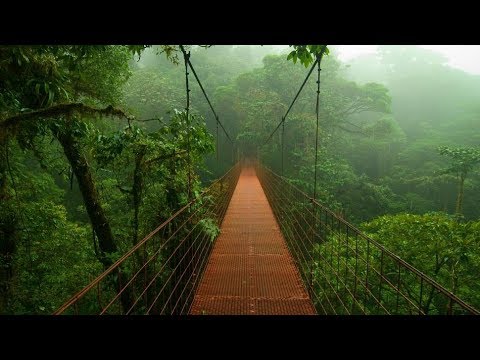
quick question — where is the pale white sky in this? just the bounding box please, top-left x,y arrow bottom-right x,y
332,45 -> 480,75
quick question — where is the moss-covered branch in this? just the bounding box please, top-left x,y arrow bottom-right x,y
143,150 -> 187,166
1,103 -> 132,132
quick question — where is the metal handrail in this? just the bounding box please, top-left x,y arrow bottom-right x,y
256,162 -> 479,315
54,162 -> 241,315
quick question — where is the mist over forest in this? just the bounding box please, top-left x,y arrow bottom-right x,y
1,45 -> 479,314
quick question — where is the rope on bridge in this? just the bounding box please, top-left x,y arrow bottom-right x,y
190,166 -> 316,315
264,45 -> 328,201
54,163 -> 241,315
258,46 -> 479,314
181,46 -> 193,201
179,46 -> 233,143
179,45 -> 235,182
52,45 -> 480,315
313,49 -> 326,201
265,55 -> 320,143
256,163 -> 480,315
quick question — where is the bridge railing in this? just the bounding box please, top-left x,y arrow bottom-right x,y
256,163 -> 479,315
54,162 -> 241,315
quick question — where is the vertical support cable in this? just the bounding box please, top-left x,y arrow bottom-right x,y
311,52 -> 323,289
181,46 -> 192,202
313,56 -> 321,201
181,46 -> 193,300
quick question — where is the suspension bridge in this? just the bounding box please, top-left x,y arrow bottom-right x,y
53,46 -> 479,315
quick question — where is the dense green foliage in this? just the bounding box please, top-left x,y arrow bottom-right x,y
344,46 -> 480,219
0,45 -> 214,313
362,213 -> 480,308
1,45 -> 479,313
211,45 -> 480,310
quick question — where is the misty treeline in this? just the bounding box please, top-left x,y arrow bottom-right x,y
0,45 -> 479,314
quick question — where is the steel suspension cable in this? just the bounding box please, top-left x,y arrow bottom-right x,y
313,45 -> 328,200
179,45 -> 233,143
265,56 -> 320,143
257,163 -> 480,315
313,51 -> 323,200
182,47 -> 192,201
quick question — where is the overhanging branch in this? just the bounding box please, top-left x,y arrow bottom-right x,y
1,103 -> 132,131
144,150 -> 187,166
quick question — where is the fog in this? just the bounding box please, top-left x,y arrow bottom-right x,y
2,44 -> 480,314
333,45 -> 480,75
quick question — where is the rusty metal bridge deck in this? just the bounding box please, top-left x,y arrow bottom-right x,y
190,167 -> 316,315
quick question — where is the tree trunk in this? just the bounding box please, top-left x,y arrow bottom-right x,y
55,130 -> 117,257
455,173 -> 466,215
423,255 -> 444,314
54,127 -> 133,313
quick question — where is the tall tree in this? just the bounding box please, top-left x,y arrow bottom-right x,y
0,46 -> 143,311
438,146 -> 480,215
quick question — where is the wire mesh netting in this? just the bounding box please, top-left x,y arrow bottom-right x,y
55,163 -> 241,315
256,163 -> 479,315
